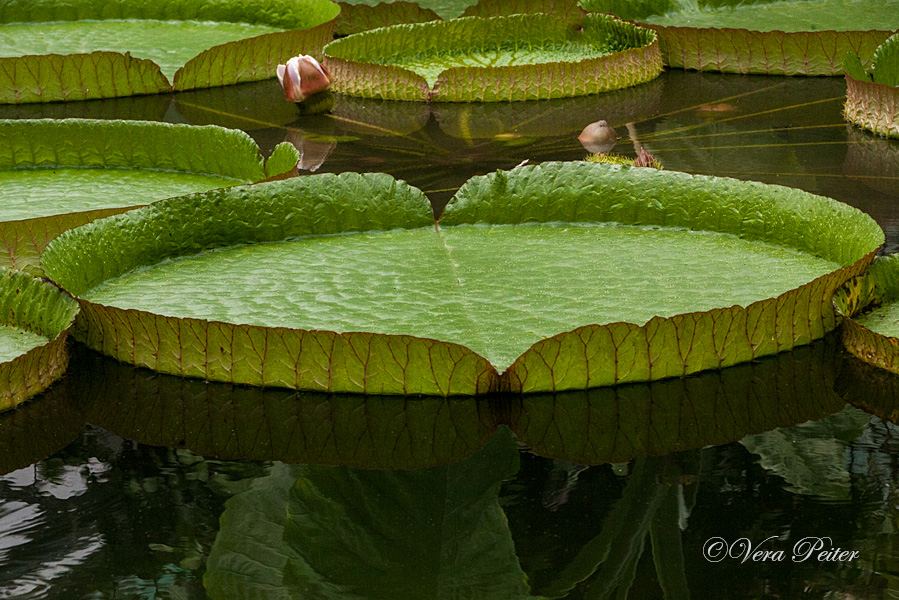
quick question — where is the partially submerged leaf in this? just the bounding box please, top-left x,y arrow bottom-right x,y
580,0 -> 897,75
324,13 -> 662,101
872,33 -> 899,87
0,0 -> 339,102
0,267 -> 79,412
0,119 -> 295,274
41,163 -> 882,395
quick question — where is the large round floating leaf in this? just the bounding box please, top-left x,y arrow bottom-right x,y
0,267 -> 79,412
41,163 -> 882,396
0,119 -> 299,274
323,13 -> 663,101
0,0 -> 339,103
844,34 -> 899,138
579,0 -> 897,75
837,254 -> 899,375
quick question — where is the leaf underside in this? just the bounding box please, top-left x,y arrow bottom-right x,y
580,0 -> 897,74
0,0 -> 339,103
840,255 -> 899,375
323,13 -> 662,101
0,118 -> 294,274
0,267 -> 79,412
40,164 -> 882,396
844,75 -> 899,139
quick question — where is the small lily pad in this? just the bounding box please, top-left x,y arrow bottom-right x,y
0,119 -> 299,274
838,254 -> 899,373
40,163 -> 882,395
0,0 -> 339,103
0,267 -> 79,412
844,34 -> 899,139
323,13 -> 663,101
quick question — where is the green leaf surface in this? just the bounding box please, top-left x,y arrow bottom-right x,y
41,163 -> 882,395
872,33 -> 899,86
0,119 -> 289,275
0,267 -> 79,411
0,0 -> 339,102
442,162 -> 881,392
461,0 -> 584,24
281,427 -> 529,599
324,13 -> 662,101
338,0 -> 479,19
336,1 -> 441,35
843,50 -> 872,81
69,345 -> 498,469
839,255 -> 899,376
740,406 -> 871,500
580,0 -> 897,74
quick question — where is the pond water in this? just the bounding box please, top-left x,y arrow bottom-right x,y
2,69 -> 899,598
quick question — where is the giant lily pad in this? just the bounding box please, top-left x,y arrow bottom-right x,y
0,119 -> 299,274
40,163 -> 882,395
836,254 -> 899,375
323,13 -> 663,101
579,0 -> 897,75
0,267 -> 79,412
0,0 -> 339,103
844,34 -> 899,138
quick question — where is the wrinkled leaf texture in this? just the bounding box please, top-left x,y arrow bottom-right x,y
323,13 -> 662,101
0,119 -> 299,275
0,0 -> 338,103
40,163 -> 883,397
580,0 -> 896,75
839,254 -> 899,375
0,267 -> 79,411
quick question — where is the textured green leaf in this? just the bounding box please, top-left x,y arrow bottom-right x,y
844,74 -> 899,139
840,254 -> 899,374
336,1 -> 441,35
872,33 -> 899,86
0,119 -> 284,274
0,267 -> 79,411
461,0 -> 584,24
324,13 -> 662,101
441,161 -> 882,392
42,163 -> 882,395
740,406 -> 871,500
42,173 -> 501,396
843,50 -> 872,81
507,336 -> 846,464
580,0 -> 897,75
338,0 -> 478,19
69,346 -> 497,469
0,0 -> 339,102
281,427 -> 529,599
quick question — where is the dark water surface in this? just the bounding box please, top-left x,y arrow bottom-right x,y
2,70 -> 899,598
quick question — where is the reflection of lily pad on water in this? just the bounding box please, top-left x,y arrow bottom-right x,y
323,13 -> 663,101
0,0 -> 338,103
580,0 -> 897,75
0,119 -> 299,275
205,428 -> 529,600
0,267 -> 79,412
40,162 -> 882,395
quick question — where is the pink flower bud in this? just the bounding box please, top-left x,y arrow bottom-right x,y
276,55 -> 334,103
578,119 -> 618,154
